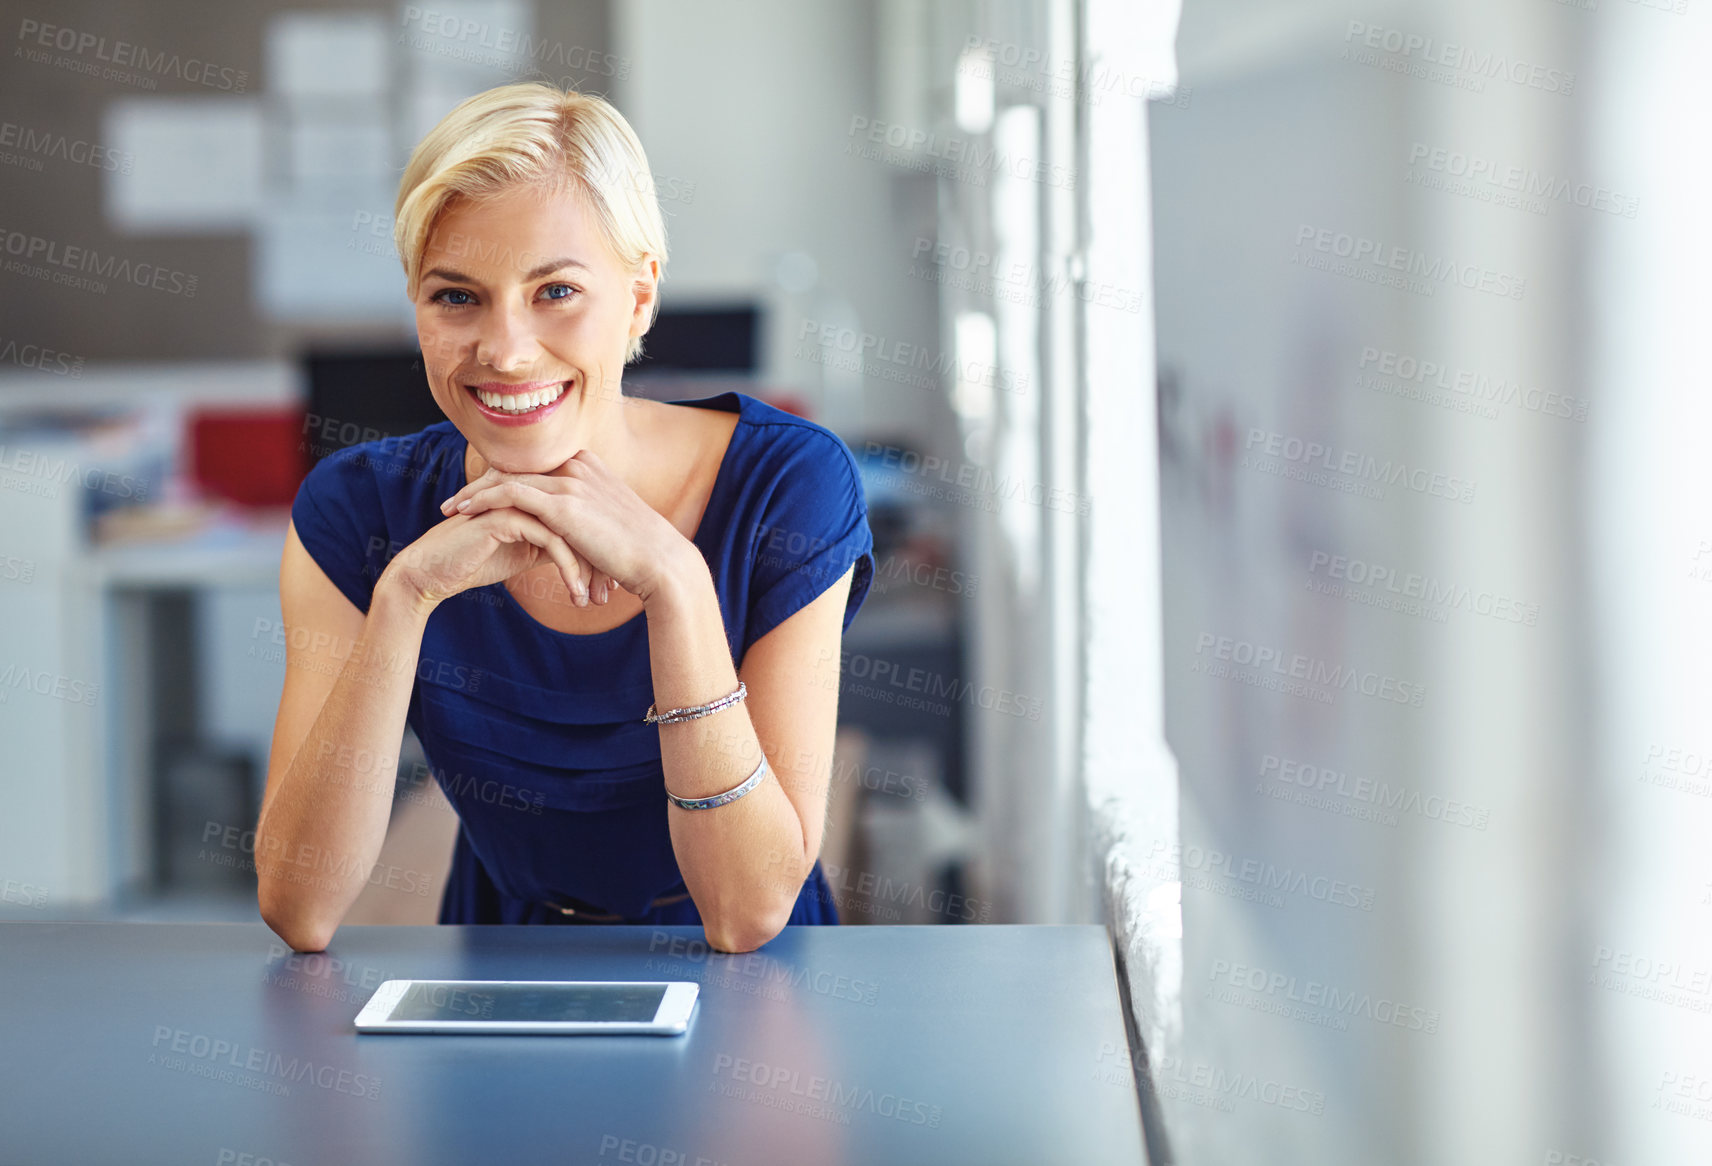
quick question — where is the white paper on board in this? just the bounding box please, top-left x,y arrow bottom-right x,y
285,106 -> 394,203
103,97 -> 265,233
267,11 -> 390,99
253,194 -> 414,322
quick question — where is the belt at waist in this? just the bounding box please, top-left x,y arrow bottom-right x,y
539,890 -> 692,924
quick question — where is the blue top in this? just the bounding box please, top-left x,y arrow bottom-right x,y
289,391 -> 874,928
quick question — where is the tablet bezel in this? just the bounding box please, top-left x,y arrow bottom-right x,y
353,979 -> 699,1035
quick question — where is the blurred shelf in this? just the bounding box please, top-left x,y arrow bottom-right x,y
85,510 -> 289,589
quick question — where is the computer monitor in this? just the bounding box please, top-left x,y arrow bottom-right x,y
629,304 -> 759,374
303,349 -> 445,464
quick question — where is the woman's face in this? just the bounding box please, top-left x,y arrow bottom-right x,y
413,180 -> 657,474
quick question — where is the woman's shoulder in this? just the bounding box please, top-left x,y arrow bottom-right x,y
705,392 -> 866,498
730,390 -> 853,448
708,394 -> 876,650
290,422 -> 464,611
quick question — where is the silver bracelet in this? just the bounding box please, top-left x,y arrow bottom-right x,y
665,754 -> 769,811
644,680 -> 747,725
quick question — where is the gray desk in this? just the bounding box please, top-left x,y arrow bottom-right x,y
0,922 -> 1148,1165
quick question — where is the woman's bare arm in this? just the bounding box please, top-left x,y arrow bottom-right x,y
256,497 -> 615,950
648,544 -> 853,953
254,522 -> 434,952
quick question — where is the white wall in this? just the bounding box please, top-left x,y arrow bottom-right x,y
1587,8 -> 1712,1165
611,0 -> 947,447
1152,0 -> 1598,1161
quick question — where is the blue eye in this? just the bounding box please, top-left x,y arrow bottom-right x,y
542,283 -> 579,301
432,288 -> 475,306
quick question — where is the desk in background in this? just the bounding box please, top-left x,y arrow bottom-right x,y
0,921 -> 1148,1165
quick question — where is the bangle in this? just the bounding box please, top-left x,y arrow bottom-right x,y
644,680 -> 746,725
665,754 -> 769,811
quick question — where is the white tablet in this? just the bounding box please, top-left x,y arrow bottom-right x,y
354,979 -> 699,1035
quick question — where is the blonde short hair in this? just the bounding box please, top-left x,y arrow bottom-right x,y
394,82 -> 668,364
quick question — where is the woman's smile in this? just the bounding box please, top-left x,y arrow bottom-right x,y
462,378 -> 572,426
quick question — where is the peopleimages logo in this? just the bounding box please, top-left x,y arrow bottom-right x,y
1590,945 -> 1712,1013
0,663 -> 99,706
1406,142 -> 1638,219
0,443 -> 147,500
0,120 -> 132,173
862,440 -> 1091,516
1657,1070 -> 1712,1125
1144,839 -> 1376,911
1193,632 -> 1427,708
645,932 -> 881,1004
1342,21 -> 1575,95
16,18 -> 250,90
0,334 -> 84,377
796,318 -> 1028,395
397,8 -> 630,80
1637,742 -> 1712,800
1245,427 -> 1477,504
823,647 -> 1046,721
711,1054 -> 942,1127
1208,959 -> 1441,1034
149,1026 -> 381,1098
1122,1047 -> 1328,1115
0,225 -> 197,296
1293,224 -> 1526,300
1307,550 -> 1540,626
1259,754 -> 1491,830
1360,346 -> 1586,420
847,115 -> 1078,190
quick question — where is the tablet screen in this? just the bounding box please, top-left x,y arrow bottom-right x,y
387,982 -> 668,1024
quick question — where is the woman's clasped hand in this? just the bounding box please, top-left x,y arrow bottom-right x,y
382,448 -> 690,611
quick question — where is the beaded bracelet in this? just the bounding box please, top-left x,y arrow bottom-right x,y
643,680 -> 747,725
664,754 -> 769,811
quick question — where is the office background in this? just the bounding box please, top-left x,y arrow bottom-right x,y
2,1 -> 1706,1163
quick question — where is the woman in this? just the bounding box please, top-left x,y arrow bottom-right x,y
256,82 -> 873,954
